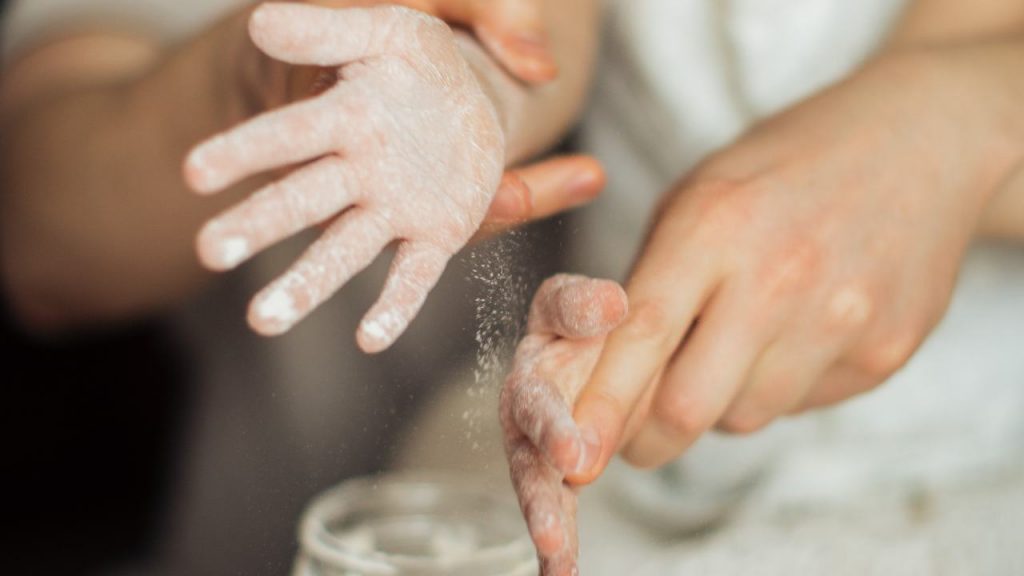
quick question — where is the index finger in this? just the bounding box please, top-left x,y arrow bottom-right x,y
569,216 -> 721,484
527,274 -> 627,340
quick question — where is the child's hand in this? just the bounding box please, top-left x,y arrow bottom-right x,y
501,275 -> 628,576
185,3 -> 507,352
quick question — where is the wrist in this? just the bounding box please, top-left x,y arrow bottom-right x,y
456,31 -> 526,164
885,46 -> 1024,198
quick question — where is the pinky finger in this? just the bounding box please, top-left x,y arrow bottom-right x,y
356,242 -> 448,353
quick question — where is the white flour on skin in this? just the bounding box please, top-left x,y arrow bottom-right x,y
184,4 -> 505,351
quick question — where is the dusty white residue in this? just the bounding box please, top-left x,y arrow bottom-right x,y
360,310 -> 405,345
361,319 -> 389,342
464,231 -> 532,445
257,289 -> 298,324
185,3 -> 507,344
220,237 -> 251,268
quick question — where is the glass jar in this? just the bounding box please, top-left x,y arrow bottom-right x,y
292,474 -> 538,576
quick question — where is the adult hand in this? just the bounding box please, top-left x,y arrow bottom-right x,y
570,51 -> 1016,479
382,0 -> 558,83
182,3 -> 581,352
474,154 -> 605,243
501,274 -> 628,576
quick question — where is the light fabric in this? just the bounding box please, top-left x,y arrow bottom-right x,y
575,1 -> 1024,573
4,0 -> 1024,574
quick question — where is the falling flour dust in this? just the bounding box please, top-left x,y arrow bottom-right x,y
464,230 -> 532,449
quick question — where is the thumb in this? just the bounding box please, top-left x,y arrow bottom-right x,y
472,0 -> 557,84
473,155 -> 605,243
527,275 -> 628,340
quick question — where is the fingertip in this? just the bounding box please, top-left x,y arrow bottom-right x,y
506,52 -> 559,85
196,221 -> 251,272
356,323 -> 392,355
528,510 -> 564,558
248,2 -> 285,45
247,288 -> 299,337
356,310 -> 406,355
183,144 -> 223,195
567,157 -> 606,201
499,33 -> 558,85
599,281 -> 629,328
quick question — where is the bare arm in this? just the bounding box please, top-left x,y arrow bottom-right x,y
884,0 -> 1024,239
0,18 -> 251,331
0,0 -> 600,332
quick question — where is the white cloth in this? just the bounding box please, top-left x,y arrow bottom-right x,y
576,1 -> 1024,573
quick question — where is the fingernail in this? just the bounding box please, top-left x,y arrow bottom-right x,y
574,427 -> 601,475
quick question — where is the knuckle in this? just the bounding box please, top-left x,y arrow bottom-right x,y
755,239 -> 824,300
824,284 -> 875,332
652,390 -> 712,439
618,299 -> 674,344
855,329 -> 921,377
688,180 -> 756,240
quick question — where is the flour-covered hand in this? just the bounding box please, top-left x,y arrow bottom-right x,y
185,3 -> 506,352
501,275 -> 627,576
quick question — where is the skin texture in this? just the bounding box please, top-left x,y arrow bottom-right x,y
500,275 -> 627,576
569,0 -> 1024,481
186,1 -> 603,352
187,4 -> 511,352
500,0 -> 1024,568
378,0 -> 560,83
1,0 -> 601,333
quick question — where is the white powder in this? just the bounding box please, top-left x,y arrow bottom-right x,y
464,231 -> 532,446
220,236 -> 251,268
257,289 -> 299,324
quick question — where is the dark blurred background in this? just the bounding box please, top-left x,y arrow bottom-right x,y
0,4 -> 190,573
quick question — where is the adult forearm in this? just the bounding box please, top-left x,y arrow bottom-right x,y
881,40 -> 1024,240
882,0 -> 1024,239
0,13 -> 252,331
465,0 -> 599,164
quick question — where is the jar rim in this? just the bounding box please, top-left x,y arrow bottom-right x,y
299,472 -> 536,575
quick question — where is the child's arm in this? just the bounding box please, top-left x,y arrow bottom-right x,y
0,0 -> 601,335
184,1 -> 600,351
